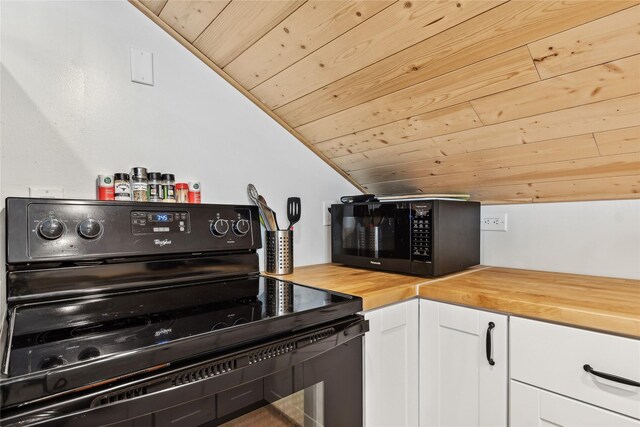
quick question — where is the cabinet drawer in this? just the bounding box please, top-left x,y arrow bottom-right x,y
511,380 -> 640,427
511,317 -> 640,419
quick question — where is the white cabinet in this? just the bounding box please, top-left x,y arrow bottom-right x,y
510,316 -> 640,422
511,380 -> 640,427
419,300 -> 507,427
364,299 -> 419,427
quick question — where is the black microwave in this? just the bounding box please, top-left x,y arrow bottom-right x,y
331,200 -> 480,277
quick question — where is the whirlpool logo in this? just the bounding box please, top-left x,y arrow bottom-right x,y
155,328 -> 172,337
154,239 -> 172,247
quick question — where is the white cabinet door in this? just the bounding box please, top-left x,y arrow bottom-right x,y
420,300 -> 507,427
364,299 -> 419,427
511,380 -> 640,427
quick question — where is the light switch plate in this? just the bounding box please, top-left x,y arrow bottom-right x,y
130,47 -> 154,86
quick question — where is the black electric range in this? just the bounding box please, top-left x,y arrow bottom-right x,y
1,198 -> 367,426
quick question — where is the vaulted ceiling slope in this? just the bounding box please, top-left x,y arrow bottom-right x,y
131,0 -> 640,204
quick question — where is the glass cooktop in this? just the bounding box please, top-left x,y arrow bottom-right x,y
6,276 -> 354,376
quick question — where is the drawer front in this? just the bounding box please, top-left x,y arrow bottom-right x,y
511,380 -> 640,427
511,317 -> 640,419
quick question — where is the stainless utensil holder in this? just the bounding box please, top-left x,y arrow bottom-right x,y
265,230 -> 293,275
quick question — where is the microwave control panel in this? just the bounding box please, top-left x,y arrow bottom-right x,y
411,203 -> 432,262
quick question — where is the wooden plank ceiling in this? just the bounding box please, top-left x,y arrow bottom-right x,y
131,0 -> 640,204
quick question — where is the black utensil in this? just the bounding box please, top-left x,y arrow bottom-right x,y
287,197 -> 301,230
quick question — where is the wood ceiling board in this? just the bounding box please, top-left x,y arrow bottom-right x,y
297,47 -> 539,143
313,103 -> 481,158
529,6 -> 640,79
471,55 -> 640,125
428,94 -> 640,157
275,0 -> 636,128
333,137 -> 441,172
332,94 -> 640,173
194,1 -> 304,68
224,1 -> 393,90
350,135 -> 600,185
251,0 -> 505,109
367,153 -> 640,194
594,126 -> 640,156
159,0 -> 229,43
470,176 -> 640,204
140,0 -> 167,15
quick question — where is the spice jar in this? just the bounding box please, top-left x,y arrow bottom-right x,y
188,182 -> 201,204
162,174 -> 176,203
176,183 -> 188,203
114,173 -> 131,201
130,167 -> 149,202
97,175 -> 115,200
148,172 -> 163,202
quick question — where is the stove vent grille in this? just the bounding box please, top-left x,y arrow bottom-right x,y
248,339 -> 297,364
89,326 -> 339,409
172,358 -> 237,387
308,327 -> 335,343
92,384 -> 148,407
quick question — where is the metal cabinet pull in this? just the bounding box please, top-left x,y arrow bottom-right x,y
583,364 -> 640,387
485,322 -> 495,366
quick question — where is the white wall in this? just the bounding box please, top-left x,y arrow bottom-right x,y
0,0 -> 358,272
481,200 -> 640,280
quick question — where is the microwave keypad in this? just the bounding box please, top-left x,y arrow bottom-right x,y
411,208 -> 432,262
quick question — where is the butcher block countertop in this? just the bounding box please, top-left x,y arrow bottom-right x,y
266,264 -> 437,311
419,267 -> 640,338
269,264 -> 640,338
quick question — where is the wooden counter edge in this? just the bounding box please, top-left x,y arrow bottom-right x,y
419,280 -> 640,339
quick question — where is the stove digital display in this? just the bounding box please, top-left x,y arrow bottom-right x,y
151,213 -> 173,222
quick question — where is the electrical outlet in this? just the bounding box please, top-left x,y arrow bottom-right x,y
29,187 -> 64,198
481,213 -> 507,231
322,201 -> 336,226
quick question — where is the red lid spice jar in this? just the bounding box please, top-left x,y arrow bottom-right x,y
175,183 -> 189,203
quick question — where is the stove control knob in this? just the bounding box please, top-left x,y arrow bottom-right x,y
233,219 -> 250,236
37,218 -> 65,240
77,219 -> 102,239
210,219 -> 229,237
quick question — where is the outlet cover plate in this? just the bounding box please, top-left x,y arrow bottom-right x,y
322,201 -> 336,226
29,187 -> 64,198
131,47 -> 154,86
481,213 -> 507,231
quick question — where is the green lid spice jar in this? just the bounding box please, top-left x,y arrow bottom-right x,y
148,172 -> 163,202
162,174 -> 176,203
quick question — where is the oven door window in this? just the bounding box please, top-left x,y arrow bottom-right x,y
221,382 -> 324,427
334,203 -> 410,260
